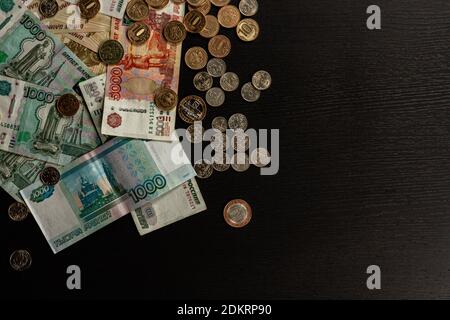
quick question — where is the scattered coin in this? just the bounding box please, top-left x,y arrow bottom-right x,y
207,58 -> 227,77
126,0 -> 150,21
188,0 -> 211,15
208,35 -> 231,58
178,95 -> 207,124
232,130 -> 250,151
187,0 -> 206,6
206,87 -> 225,107
220,72 -> 240,92
39,0 -> 59,19
241,82 -> 260,102
200,15 -> 220,38
172,0 -> 185,3
252,70 -> 272,90
210,0 -> 230,6
231,153 -> 250,172
223,199 -> 252,228
236,18 -> 260,42
10,250 -> 32,271
239,0 -> 258,17
8,202 -> 29,222
127,22 -> 151,46
217,5 -> 241,28
40,166 -> 60,186
250,147 -> 271,167
186,123 -> 204,143
78,0 -> 100,20
185,46 -> 208,70
154,87 -> 178,111
228,113 -> 248,131
147,0 -> 169,9
212,116 -> 228,132
193,71 -> 213,92
98,40 -> 124,65
212,152 -> 230,172
184,10 -> 207,33
56,93 -> 80,117
194,160 -> 213,179
164,20 -> 187,44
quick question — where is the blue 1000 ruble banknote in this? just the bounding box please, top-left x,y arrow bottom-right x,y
20,137 -> 196,253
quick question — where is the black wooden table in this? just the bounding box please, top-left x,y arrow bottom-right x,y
3,0 -> 450,300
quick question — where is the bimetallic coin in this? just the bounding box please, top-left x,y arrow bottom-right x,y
236,18 -> 259,42
194,160 -> 213,179
217,5 -> 241,28
212,116 -> 228,132
231,153 -> 250,172
127,22 -> 150,46
40,166 -> 60,186
252,70 -> 272,90
250,147 -> 271,167
206,87 -> 225,107
126,0 -> 150,21
207,58 -> 227,77
232,130 -> 250,151
78,0 -> 100,20
188,0 -> 211,15
239,0 -> 258,17
193,71 -> 213,92
164,20 -> 187,44
98,40 -> 124,65
208,35 -> 231,58
212,153 -> 230,172
241,82 -> 260,102
228,113 -> 248,131
223,199 -> 252,228
155,87 -> 178,111
39,0 -> 59,19
220,72 -> 240,92
178,95 -> 207,124
186,123 -> 204,143
10,250 -> 32,271
8,202 -> 29,222
146,0 -> 169,9
210,0 -> 231,8
184,10 -> 206,33
185,46 -> 208,70
200,15 -> 220,38
56,93 -> 80,117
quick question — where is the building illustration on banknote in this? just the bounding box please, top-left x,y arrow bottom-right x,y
0,151 -> 44,191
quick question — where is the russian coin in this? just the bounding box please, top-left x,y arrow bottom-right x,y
223,199 -> 252,228
228,113 -> 248,131
200,15 -> 220,38
127,22 -> 150,46
207,58 -> 227,77
212,116 -> 228,132
146,0 -> 169,9
172,0 -> 186,3
8,202 -> 29,222
241,82 -> 260,102
250,147 -> 271,167
187,0 -> 206,6
217,5 -> 241,28
56,93 -> 80,117
236,18 -> 259,42
208,35 -> 231,58
220,72 -> 239,92
232,130 -> 250,151
194,160 -> 213,179
252,70 -> 272,90
10,250 -> 32,271
155,87 -> 178,111
239,0 -> 258,17
212,152 -> 230,172
188,0 -> 211,15
78,0 -> 100,20
98,40 -> 124,65
185,46 -> 208,70
184,10 -> 206,33
178,95 -> 207,124
126,0 -> 150,21
39,0 -> 59,19
164,20 -> 187,44
40,166 -> 60,185
231,153 -> 250,172
186,123 -> 204,143
193,71 -> 213,92
210,0 -> 230,6
206,87 -> 225,107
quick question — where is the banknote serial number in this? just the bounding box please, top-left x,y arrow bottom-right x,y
177,304 -> 272,317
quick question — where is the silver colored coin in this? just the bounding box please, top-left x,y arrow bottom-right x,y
241,82 -> 261,102
194,160 -> 213,179
207,58 -> 227,77
252,70 -> 272,91
220,72 -> 240,92
10,249 -> 32,271
232,129 -> 250,151
228,113 -> 248,131
212,116 -> 228,132
186,123 -> 204,143
250,147 -> 271,167
239,0 -> 258,17
212,152 -> 231,172
206,87 -> 225,107
193,71 -> 213,92
210,130 -> 227,151
231,153 -> 250,172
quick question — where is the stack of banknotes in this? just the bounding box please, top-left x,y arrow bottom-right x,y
0,1 -> 207,253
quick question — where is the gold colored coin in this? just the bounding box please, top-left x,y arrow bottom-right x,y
217,5 -> 240,28
236,18 -> 259,42
164,20 -> 187,43
126,0 -> 149,21
200,15 -> 220,38
146,0 -> 169,9
155,87 -> 178,111
78,0 -> 100,19
188,0 -> 211,15
187,0 -> 206,6
127,22 -> 151,46
208,35 -> 231,58
184,9 -> 206,33
185,46 -> 208,70
210,0 -> 230,7
172,0 -> 186,4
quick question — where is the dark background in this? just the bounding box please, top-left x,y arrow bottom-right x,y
3,0 -> 450,300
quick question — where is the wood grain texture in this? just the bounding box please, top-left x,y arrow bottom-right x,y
2,0 -> 450,299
